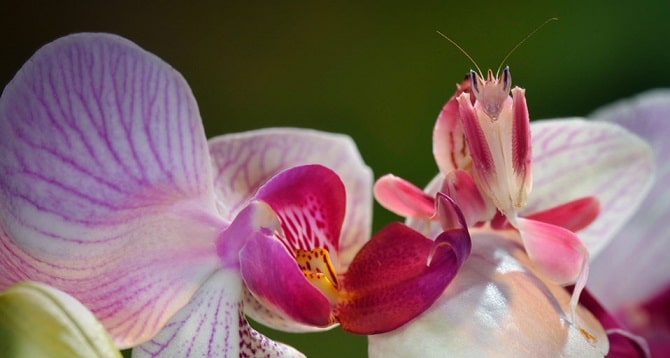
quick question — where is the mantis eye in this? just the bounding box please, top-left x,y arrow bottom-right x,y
502,66 -> 512,94
469,70 -> 480,96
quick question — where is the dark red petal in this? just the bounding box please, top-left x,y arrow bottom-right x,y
615,285 -> 670,357
336,222 -> 471,334
254,164 -> 345,261
525,196 -> 601,232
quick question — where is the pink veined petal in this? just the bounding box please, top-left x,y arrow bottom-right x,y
253,164 -> 345,265
527,119 -> 653,257
0,33 -> 221,347
208,128 -> 372,270
373,174 -> 435,219
238,316 -> 306,358
525,196 -> 601,233
132,269 -> 243,357
516,218 -> 588,287
238,215 -> 332,329
133,269 -> 305,358
336,222 -> 471,334
587,90 -> 670,354
368,230 -> 609,357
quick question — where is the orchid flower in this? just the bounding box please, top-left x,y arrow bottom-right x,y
0,33 -> 472,356
372,69 -> 655,356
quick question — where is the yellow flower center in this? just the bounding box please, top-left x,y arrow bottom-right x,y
295,248 -> 340,304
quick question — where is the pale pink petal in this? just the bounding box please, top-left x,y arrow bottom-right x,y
208,128 -> 372,270
369,230 -> 608,357
133,270 -> 305,358
528,119 -> 653,256
432,89 -> 469,175
404,174 -> 445,239
373,174 -> 434,219
588,90 -> 670,312
0,33 -> 221,347
516,218 -> 588,286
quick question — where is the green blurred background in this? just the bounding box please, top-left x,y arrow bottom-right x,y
2,1 -> 669,356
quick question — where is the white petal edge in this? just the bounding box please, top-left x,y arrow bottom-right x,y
589,89 -> 670,310
526,119 -> 653,257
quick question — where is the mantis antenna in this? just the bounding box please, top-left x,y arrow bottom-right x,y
495,17 -> 558,77
436,17 -> 558,79
435,30 -> 483,79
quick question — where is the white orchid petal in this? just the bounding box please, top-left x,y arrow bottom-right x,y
589,90 -> 670,310
0,33 -> 221,347
528,119 -> 653,257
133,269 -> 304,357
208,128 -> 372,270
